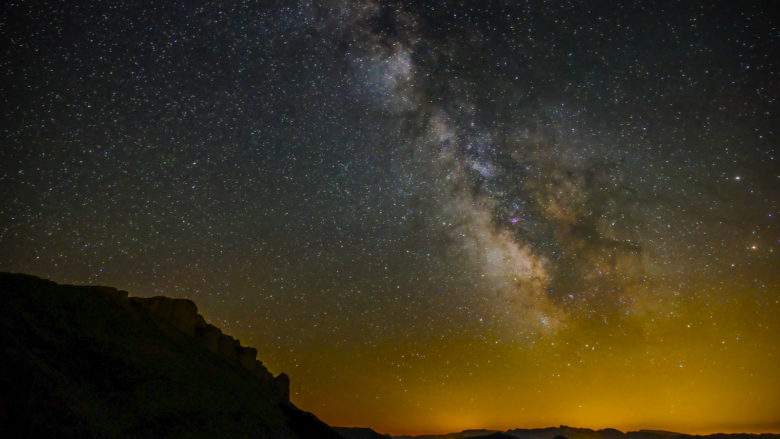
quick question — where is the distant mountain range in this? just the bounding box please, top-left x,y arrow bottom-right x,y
338,426 -> 779,439
2,272 -> 777,439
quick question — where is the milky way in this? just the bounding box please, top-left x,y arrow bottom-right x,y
2,1 -> 778,434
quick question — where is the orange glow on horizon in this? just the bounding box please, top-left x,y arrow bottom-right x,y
237,280 -> 780,436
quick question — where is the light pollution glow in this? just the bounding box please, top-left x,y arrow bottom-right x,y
242,277 -> 778,435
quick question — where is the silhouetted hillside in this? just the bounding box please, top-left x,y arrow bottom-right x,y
465,433 -> 519,439
394,429 -> 500,439
0,272 -> 343,439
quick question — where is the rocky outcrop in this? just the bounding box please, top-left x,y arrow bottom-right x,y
274,372 -> 291,401
131,296 -> 287,399
35,282 -> 288,401
134,296 -> 204,336
0,272 -> 333,438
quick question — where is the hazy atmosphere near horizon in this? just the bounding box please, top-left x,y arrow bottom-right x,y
1,0 -> 778,435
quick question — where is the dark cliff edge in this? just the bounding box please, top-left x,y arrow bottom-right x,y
0,272 -> 343,439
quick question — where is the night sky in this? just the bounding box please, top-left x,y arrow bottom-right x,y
2,0 -> 778,434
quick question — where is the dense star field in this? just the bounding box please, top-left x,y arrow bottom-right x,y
2,1 -> 778,435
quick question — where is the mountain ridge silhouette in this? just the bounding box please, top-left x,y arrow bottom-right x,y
0,272 -> 340,438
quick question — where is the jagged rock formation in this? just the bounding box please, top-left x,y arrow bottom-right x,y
0,272 -> 342,439
130,295 -> 288,398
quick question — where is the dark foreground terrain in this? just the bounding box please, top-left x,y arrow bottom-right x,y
2,272 -> 777,439
0,272 -> 341,438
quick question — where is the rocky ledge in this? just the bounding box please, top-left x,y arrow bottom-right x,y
130,295 -> 290,400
